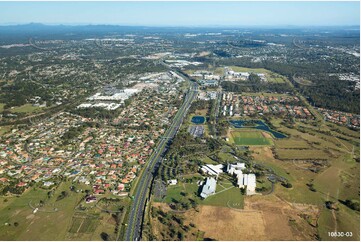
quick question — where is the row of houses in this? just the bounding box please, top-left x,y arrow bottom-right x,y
0,82 -> 183,196
221,93 -> 313,119
317,107 -> 359,128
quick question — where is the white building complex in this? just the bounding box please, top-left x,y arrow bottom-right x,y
87,88 -> 140,102
227,163 -> 246,175
77,88 -> 140,110
227,162 -> 257,195
200,177 -> 217,199
237,173 -> 257,195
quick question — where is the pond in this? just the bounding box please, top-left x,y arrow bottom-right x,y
191,116 -> 206,124
229,120 -> 287,139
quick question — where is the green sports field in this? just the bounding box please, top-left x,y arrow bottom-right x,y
230,130 -> 272,146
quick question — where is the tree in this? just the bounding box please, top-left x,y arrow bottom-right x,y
100,232 -> 109,241
281,182 -> 293,188
344,200 -> 360,211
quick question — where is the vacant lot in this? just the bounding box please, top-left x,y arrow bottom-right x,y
0,103 -> 5,112
184,194 -> 317,241
10,104 -> 43,113
185,205 -> 266,240
200,186 -> 244,208
230,130 -> 273,146
276,148 -> 329,160
0,181 -> 92,240
0,125 -> 12,135
68,215 -> 98,234
275,139 -> 310,149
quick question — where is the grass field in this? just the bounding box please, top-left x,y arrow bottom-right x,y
164,178 -> 244,209
10,104 -> 43,113
201,156 -> 218,165
217,152 -> 238,163
68,215 -> 98,234
249,117 -> 360,241
275,149 -> 329,160
230,130 -> 273,146
0,181 -> 91,240
200,186 -> 244,208
293,76 -> 314,86
0,125 -> 12,136
274,139 -> 310,149
0,103 -> 5,112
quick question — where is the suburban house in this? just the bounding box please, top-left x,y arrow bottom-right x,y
168,179 -> 178,185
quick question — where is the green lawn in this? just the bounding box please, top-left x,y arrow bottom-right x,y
276,148 -> 329,160
0,103 -> 5,112
274,139 -> 310,149
200,187 -> 244,208
201,156 -> 218,165
11,104 -> 43,113
0,125 -> 12,136
230,130 -> 273,146
164,183 -> 190,204
217,152 -> 238,162
69,216 -> 98,234
164,179 -> 244,209
0,181 -> 90,240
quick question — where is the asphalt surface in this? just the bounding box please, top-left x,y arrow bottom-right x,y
123,74 -> 198,241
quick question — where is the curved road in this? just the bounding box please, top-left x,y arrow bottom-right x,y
123,72 -> 198,241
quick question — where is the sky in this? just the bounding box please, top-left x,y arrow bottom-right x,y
0,1 -> 359,27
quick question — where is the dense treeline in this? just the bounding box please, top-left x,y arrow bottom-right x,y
188,100 -> 210,114
296,74 -> 360,113
0,80 -> 52,108
71,107 -> 122,120
221,80 -> 293,94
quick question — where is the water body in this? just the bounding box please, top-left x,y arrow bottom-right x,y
229,120 -> 287,138
191,116 -> 206,124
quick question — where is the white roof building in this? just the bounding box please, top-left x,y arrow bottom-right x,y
200,177 -> 217,199
201,164 -> 224,177
227,163 -> 256,195
227,163 -> 246,175
237,173 -> 257,195
168,179 -> 178,185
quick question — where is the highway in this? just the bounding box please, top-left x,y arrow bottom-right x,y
123,72 -> 198,241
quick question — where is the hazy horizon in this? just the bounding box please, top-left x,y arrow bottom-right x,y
0,1 -> 359,27
0,22 -> 360,28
